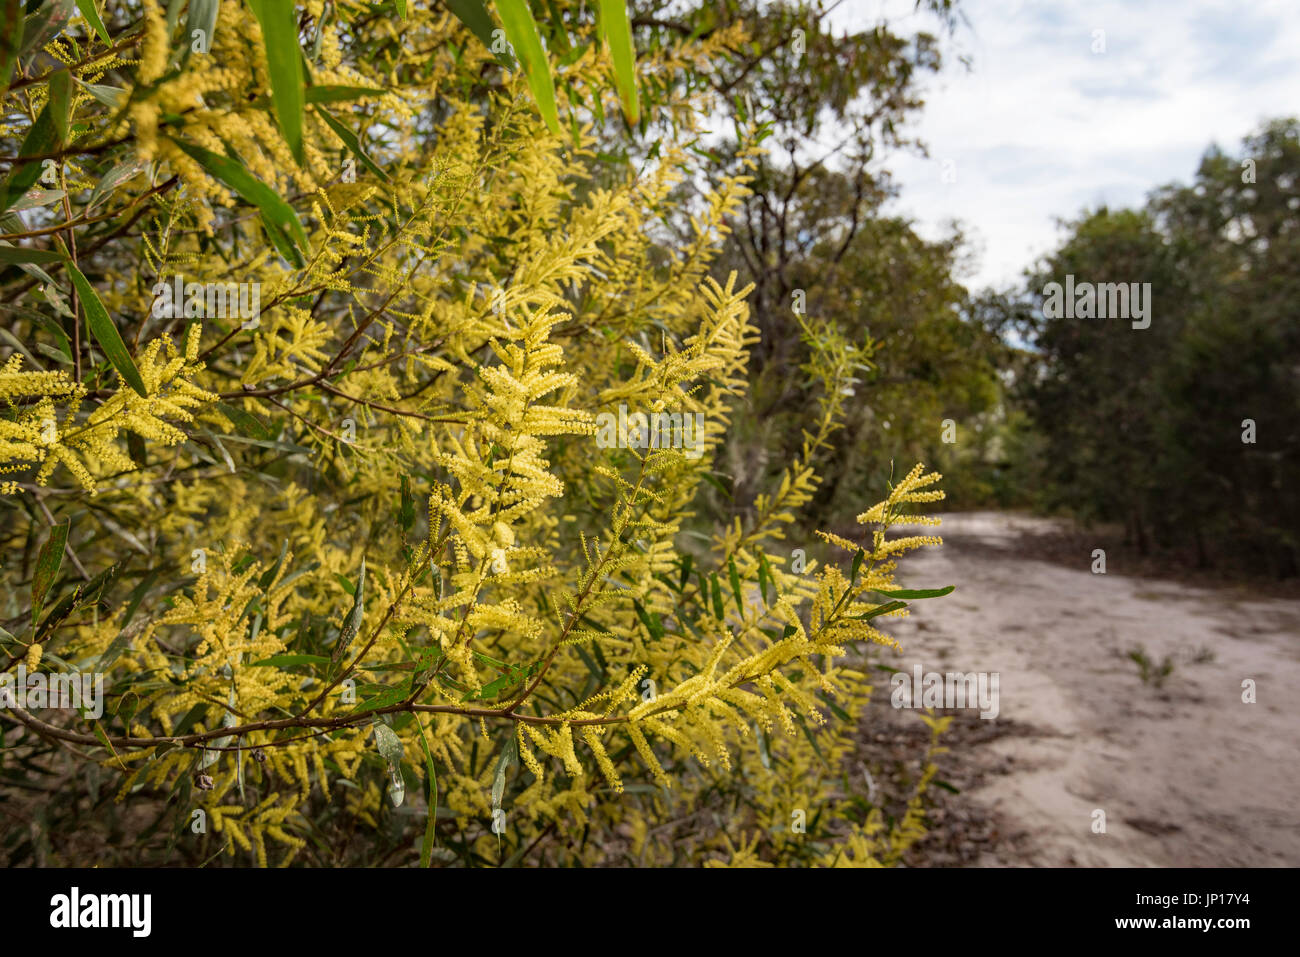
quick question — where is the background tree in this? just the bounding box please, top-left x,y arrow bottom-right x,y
988,118 -> 1300,576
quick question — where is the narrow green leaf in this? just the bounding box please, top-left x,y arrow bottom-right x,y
315,105 -> 389,182
0,0 -> 24,89
20,0 -> 75,62
631,599 -> 663,640
94,723 -> 127,770
460,670 -> 515,702
678,552 -> 693,593
330,556 -> 365,664
727,555 -> 743,614
250,654 -> 330,667
597,0 -> 639,124
246,0 -> 305,164
66,262 -> 148,397
850,599 -> 908,621
414,716 -> 439,867
87,159 -> 145,211
372,719 -> 405,806
756,550 -> 772,606
183,0 -> 220,65
73,0 -> 110,44
170,137 -> 308,254
47,70 -> 72,142
491,735 -> 516,807
39,561 -> 125,643
305,84 -> 385,104
78,80 -> 126,111
214,400 -> 272,439
445,0 -> 501,55
10,188 -> 64,212
0,105 -> 59,215
709,571 -> 724,619
872,585 -> 956,600
396,474 -> 415,530
394,0 -> 407,18
0,244 -> 64,265
493,0 -> 560,134
793,712 -> 830,770
32,520 -> 69,622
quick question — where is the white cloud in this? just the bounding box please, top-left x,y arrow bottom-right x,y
829,0 -> 1300,289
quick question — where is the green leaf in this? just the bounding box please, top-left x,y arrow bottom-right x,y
246,0 -> 305,164
10,187 -> 64,212
73,0 -> 110,44
396,474 -> 415,530
632,599 -> 663,640
460,671 -> 515,703
493,0 -> 560,134
47,69 -> 72,142
850,600 -> 907,621
78,80 -> 126,111
304,85 -> 385,104
817,690 -> 851,723
445,0 -> 502,57
394,0 -> 407,18
709,571 -> 724,619
183,0 -> 220,65
0,104 -> 59,215
315,105 -> 389,182
32,520 -> 69,623
460,659 -> 539,702
756,550 -> 773,605
38,560 -> 125,642
727,555 -> 743,614
330,556 -> 366,665
20,0 -> 74,62
250,654 -> 330,667
170,138 -> 308,258
491,734 -> 517,809
793,712 -> 830,770
94,722 -> 126,771
851,549 -> 865,585
0,244 -> 64,265
0,0 -> 24,89
213,400 -> 271,439
596,0 -> 639,125
66,262 -> 148,397
414,716 -> 439,867
87,159 -> 145,211
871,585 -> 956,600
677,552 -> 693,592
372,720 -> 404,807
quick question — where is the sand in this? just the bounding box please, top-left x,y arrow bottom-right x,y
877,511 -> 1300,867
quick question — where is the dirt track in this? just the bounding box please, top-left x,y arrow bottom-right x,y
877,512 -> 1300,867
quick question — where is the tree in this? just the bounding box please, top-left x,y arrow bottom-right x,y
0,0 -> 952,866
993,119 -> 1299,576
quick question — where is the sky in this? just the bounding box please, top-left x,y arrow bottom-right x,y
826,0 -> 1300,291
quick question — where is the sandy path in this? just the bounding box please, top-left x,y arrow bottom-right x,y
878,511 -> 1300,867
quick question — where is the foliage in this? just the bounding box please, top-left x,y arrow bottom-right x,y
627,0 -> 1005,522
990,119 -> 1300,576
0,0 -> 952,866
